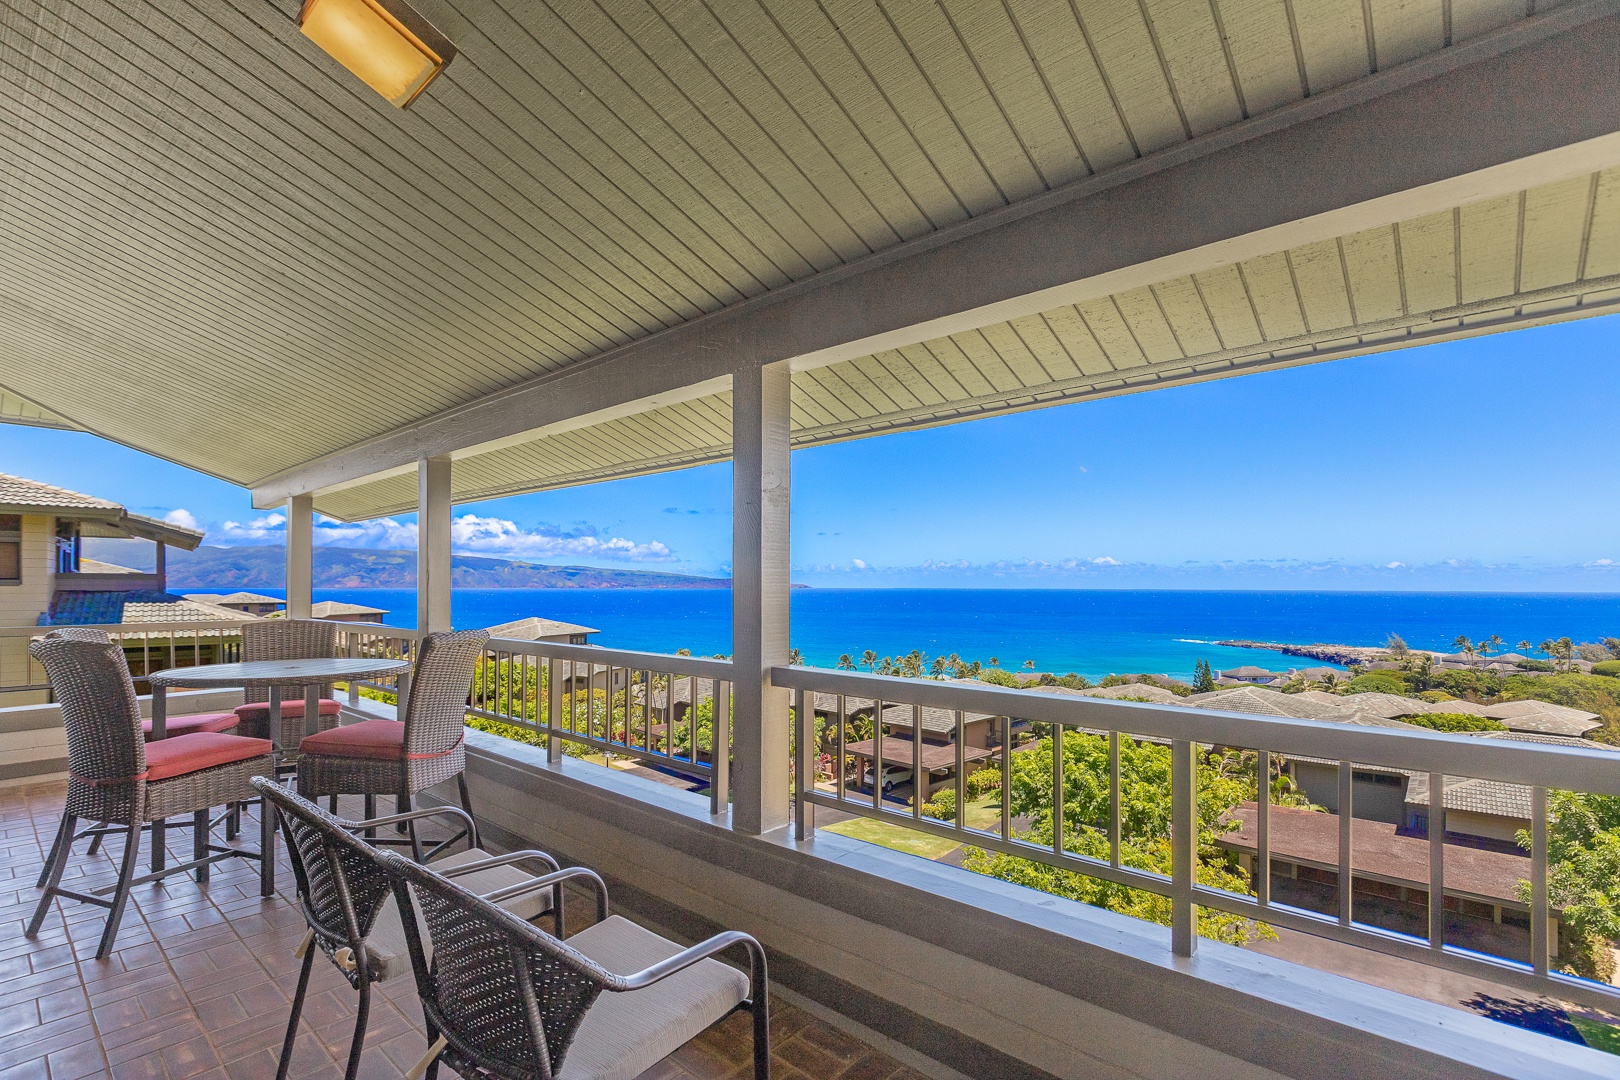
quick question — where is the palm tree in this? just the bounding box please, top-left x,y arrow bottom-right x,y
1558,637 -> 1575,672
1022,659 -> 1036,671
929,656 -> 946,678
1538,639 -> 1556,667
861,649 -> 878,671
836,653 -> 855,671
1452,634 -> 1473,657
988,656 -> 1000,669
1487,634 -> 1504,657
788,648 -> 804,666
1517,639 -> 1532,656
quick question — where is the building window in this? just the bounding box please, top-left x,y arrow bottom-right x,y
54,520 -> 78,573
0,515 -> 20,583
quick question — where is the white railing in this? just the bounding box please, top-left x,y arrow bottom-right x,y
0,619 -> 250,695
465,637 -> 734,815
772,665 -> 1620,1014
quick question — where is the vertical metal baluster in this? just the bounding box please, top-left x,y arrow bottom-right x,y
1000,716 -> 1011,842
1171,738 -> 1197,957
912,704 -> 924,821
1256,749 -> 1271,907
1531,786 -> 1549,976
547,658 -> 563,762
1052,722 -> 1065,857
795,687 -> 814,840
348,633 -> 360,706
836,694 -> 847,804
1428,770 -> 1445,949
954,709 -> 965,834
1338,761 -> 1353,927
711,680 -> 729,816
873,700 -> 884,813
1109,730 -> 1121,869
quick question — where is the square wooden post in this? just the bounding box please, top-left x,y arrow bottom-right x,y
286,494 -> 313,619
731,361 -> 792,834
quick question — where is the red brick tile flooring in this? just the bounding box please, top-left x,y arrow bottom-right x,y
0,780 -> 921,1080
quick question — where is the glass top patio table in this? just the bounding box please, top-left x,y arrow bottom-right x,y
146,658 -> 411,741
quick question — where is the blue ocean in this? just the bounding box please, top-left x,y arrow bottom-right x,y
242,588 -> 1620,681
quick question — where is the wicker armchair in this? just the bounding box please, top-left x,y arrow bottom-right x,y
233,619 -> 342,744
251,779 -> 580,1080
27,632 -> 274,958
380,847 -> 770,1080
298,629 -> 489,860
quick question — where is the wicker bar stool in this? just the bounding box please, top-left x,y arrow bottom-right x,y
251,779 -> 583,1080
380,846 -> 771,1080
297,629 -> 488,861
233,619 -> 343,745
27,632 -> 275,958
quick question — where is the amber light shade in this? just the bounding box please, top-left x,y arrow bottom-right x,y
299,0 -> 455,108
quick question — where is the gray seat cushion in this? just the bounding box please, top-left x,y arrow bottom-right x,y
364,847 -> 554,981
558,915 -> 749,1080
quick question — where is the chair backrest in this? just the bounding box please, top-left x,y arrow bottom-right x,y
30,634 -> 145,815
377,848 -> 625,1080
403,630 -> 489,757
241,619 -> 338,705
250,778 -> 395,981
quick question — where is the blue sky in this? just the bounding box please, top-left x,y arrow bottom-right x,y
6,314 -> 1619,591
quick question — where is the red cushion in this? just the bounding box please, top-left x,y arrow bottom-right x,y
234,698 -> 343,719
142,712 -> 239,740
299,719 -> 404,761
145,732 -> 273,782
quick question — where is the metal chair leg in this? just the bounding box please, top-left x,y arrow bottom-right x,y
363,795 -> 376,839
753,997 -> 771,1080
85,830 -> 104,859
275,942 -> 316,1080
194,809 -> 210,883
96,820 -> 143,959
343,980 -> 371,1080
260,795 -> 277,898
400,793 -> 424,863
35,812 -> 75,889
456,773 -> 474,821
27,813 -> 76,936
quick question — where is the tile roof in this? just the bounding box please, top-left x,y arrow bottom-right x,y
310,600 -> 388,618
0,472 -> 119,512
1479,698 -> 1602,736
42,591 -> 256,625
1071,683 -> 1182,704
1217,804 -> 1537,908
486,616 -> 599,640
1404,773 -> 1530,820
184,592 -> 284,606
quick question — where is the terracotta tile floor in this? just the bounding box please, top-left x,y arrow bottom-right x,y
0,780 -> 922,1080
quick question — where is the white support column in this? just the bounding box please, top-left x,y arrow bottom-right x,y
417,455 -> 453,634
731,361 -> 792,835
286,494 -> 313,619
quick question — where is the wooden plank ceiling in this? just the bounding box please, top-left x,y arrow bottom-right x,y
319,165 -> 1620,518
0,0 -> 1600,518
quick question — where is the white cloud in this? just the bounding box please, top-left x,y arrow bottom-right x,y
850,558 -> 868,570
216,513 -> 287,542
1587,559 -> 1616,568
163,508 -> 201,531
206,510 -> 675,564
450,513 -> 674,563
1386,561 -> 1405,569
1090,556 -> 1120,566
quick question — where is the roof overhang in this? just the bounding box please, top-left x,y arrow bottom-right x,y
3,1 -> 1618,519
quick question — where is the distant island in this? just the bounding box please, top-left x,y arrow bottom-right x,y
88,542 -> 731,590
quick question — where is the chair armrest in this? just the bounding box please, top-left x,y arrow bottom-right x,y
438,849 -> 559,877
479,865 -> 609,938
615,930 -> 767,1005
347,805 -> 479,849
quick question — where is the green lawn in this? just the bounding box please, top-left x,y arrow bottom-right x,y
1571,1016 -> 1620,1056
963,792 -> 1004,831
821,816 -> 962,860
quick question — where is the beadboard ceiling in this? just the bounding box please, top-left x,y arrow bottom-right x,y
0,0 -> 1610,517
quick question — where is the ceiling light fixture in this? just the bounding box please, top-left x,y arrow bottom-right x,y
299,0 -> 455,109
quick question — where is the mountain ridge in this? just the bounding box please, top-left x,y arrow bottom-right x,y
83,542 -> 730,590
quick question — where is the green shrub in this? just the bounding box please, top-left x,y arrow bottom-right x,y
1346,673 -> 1406,695
921,788 -> 956,821
1593,660 -> 1620,678
977,668 -> 1022,688
1397,712 -> 1506,733
965,767 -> 1002,798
